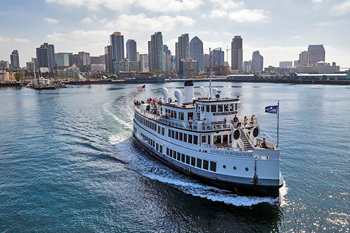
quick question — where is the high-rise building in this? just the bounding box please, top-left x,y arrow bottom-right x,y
105,45 -> 113,73
54,53 -> 72,68
148,32 -> 163,71
176,34 -> 189,71
179,58 -> 198,77
251,51 -> 263,72
0,60 -> 10,69
163,45 -> 172,72
308,45 -> 325,65
189,36 -> 203,71
72,52 -> 90,72
203,54 -> 210,70
231,36 -> 243,72
126,39 -> 137,62
211,48 -> 224,66
110,32 -> 124,65
279,61 -> 293,68
10,50 -> 20,69
299,51 -> 310,66
243,60 -> 252,72
139,54 -> 149,72
36,43 -> 55,72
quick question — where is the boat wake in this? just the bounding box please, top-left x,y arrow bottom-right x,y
108,133 -> 285,206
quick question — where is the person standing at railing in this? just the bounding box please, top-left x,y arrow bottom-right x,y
189,117 -> 193,129
223,117 -> 227,128
202,118 -> 206,130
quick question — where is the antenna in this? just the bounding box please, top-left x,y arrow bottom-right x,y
209,47 -> 212,99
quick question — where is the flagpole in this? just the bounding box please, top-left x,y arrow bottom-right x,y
277,100 -> 280,148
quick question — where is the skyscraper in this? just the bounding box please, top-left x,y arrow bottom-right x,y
105,45 -> 113,73
231,36 -> 243,72
176,34 -> 189,71
110,32 -> 124,62
126,39 -> 137,62
251,50 -> 263,72
10,50 -> 20,69
308,45 -> 325,65
211,48 -> 224,66
189,36 -> 203,71
148,32 -> 163,71
36,43 -> 55,72
163,45 -> 172,72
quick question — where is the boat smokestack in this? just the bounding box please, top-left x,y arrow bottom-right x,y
174,89 -> 182,107
183,81 -> 194,103
161,87 -> 169,103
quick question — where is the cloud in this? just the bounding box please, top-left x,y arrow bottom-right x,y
329,0 -> 350,16
46,32 -> 69,42
106,14 -> 196,32
312,0 -> 322,3
13,38 -> 31,43
0,36 -> 10,42
228,9 -> 270,22
44,17 -> 59,24
45,0 -> 202,12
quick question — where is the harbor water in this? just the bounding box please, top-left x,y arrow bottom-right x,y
0,82 -> 349,232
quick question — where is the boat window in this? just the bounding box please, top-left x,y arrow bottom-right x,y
168,129 -> 171,137
179,132 -> 183,141
156,143 -> 159,151
224,104 -> 229,112
181,154 -> 185,163
229,104 -> 234,111
188,112 -> 193,120
203,160 -> 209,170
196,158 -> 202,168
218,105 -> 223,112
202,135 -> 206,143
179,112 -> 184,120
235,103 -> 238,111
158,126 -> 160,134
160,145 -> 163,153
191,157 -> 196,166
174,111 -> 177,119
208,135 -> 211,145
201,106 -> 205,112
175,131 -> 179,140
188,134 -> 192,144
194,135 -> 198,145
169,149 -> 172,157
162,128 -> 165,136
184,134 -> 187,142
186,155 -> 190,164
206,105 -> 210,112
177,152 -> 181,161
211,105 -> 216,112
210,161 -> 217,172
173,150 -> 176,158
172,130 -> 175,139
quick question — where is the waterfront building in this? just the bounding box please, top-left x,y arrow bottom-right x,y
55,53 -> 72,68
251,51 -> 263,72
0,60 -> 10,69
176,33 -> 189,71
243,60 -> 252,72
299,51 -> 310,66
105,45 -> 113,73
139,54 -> 149,72
308,45 -> 325,65
179,58 -> 198,77
10,50 -> 20,69
26,61 -> 34,71
126,39 -> 137,62
36,43 -> 55,72
203,54 -> 210,70
189,36 -> 204,71
211,48 -> 224,66
0,70 -> 15,81
72,52 -> 90,72
163,45 -> 172,72
279,61 -> 293,68
148,32 -> 163,72
90,55 -> 105,65
231,36 -> 243,72
110,32 -> 124,73
113,58 -> 140,74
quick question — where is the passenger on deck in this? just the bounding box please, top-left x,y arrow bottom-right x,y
202,118 -> 206,130
244,116 -> 248,126
223,117 -> 227,127
188,117 -> 193,128
250,115 -> 255,124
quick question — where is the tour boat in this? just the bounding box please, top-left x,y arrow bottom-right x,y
132,81 -> 284,198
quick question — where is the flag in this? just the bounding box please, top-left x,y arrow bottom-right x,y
265,105 -> 278,114
137,85 -> 145,92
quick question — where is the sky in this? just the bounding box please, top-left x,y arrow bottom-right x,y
1,0 -> 350,70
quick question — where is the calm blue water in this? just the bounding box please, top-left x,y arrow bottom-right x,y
0,82 -> 349,232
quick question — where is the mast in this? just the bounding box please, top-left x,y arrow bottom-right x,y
33,58 -> 36,86
277,100 -> 280,148
209,48 -> 212,99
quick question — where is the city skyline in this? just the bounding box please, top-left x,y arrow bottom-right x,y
1,0 -> 350,69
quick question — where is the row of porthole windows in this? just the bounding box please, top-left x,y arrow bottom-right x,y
136,113 -> 165,136
141,133 -> 163,154
222,165 -> 249,171
168,129 -> 198,145
166,148 -> 217,172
